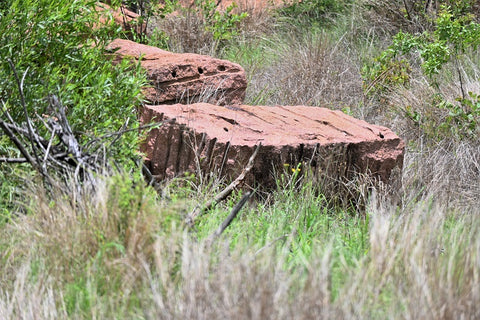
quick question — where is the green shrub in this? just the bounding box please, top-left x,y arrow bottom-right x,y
150,0 -> 247,54
362,7 -> 480,139
193,0 -> 248,41
0,0 -> 147,153
0,0 -> 147,213
362,0 -> 480,34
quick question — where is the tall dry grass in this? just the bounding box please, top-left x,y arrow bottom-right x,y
366,57 -> 480,210
0,176 -> 479,319
244,30 -> 363,109
148,0 -> 274,56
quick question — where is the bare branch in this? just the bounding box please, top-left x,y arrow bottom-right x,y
108,118 -> 130,151
0,157 -> 28,163
208,191 -> 252,242
219,141 -> 230,177
83,120 -> 170,154
42,127 -> 57,170
7,59 -> 43,168
0,118 -> 37,168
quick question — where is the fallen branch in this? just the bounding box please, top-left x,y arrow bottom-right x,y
207,191 -> 252,244
0,117 -> 39,170
186,143 -> 261,227
1,62 -> 173,201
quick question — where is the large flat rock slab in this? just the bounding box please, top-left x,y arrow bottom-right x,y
106,39 -> 247,105
141,103 -> 405,188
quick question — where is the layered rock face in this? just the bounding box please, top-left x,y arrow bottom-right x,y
106,39 -> 247,105
141,103 -> 405,188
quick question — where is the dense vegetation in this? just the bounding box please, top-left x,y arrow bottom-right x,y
1,0 -> 479,318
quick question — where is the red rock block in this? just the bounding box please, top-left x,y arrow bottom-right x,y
140,103 -> 405,188
105,39 -> 247,105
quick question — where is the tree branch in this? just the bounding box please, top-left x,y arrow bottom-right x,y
208,191 -> 252,242
8,59 -> 43,168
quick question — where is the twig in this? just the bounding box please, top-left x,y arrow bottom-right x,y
107,118 -> 129,150
141,162 -> 159,187
308,143 -> 319,167
254,235 -> 288,257
0,157 -> 28,163
455,57 -> 466,100
194,132 -> 207,186
219,141 -> 230,177
1,122 -> 49,147
131,156 -> 162,190
42,127 -> 57,170
402,0 -> 412,21
83,120 -> 170,154
207,191 -> 252,243
1,100 -> 17,124
0,118 -> 37,169
8,60 -> 43,169
186,143 -> 261,226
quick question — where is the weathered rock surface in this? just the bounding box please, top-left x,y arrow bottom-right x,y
106,39 -> 247,105
141,103 -> 405,188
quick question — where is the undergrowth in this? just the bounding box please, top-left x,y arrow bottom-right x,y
0,172 -> 479,318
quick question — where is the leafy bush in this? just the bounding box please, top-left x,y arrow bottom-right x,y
0,0 -> 147,214
193,0 -> 248,41
150,0 -> 247,54
361,0 -> 480,35
362,7 -> 480,139
1,0 -> 146,150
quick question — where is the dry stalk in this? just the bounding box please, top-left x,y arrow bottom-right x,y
206,190 -> 252,244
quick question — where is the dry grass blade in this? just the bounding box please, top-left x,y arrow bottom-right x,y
246,32 -> 362,109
